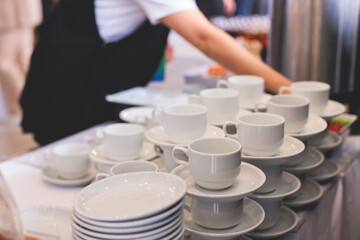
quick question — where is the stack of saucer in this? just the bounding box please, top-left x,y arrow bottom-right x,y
72,172 -> 186,240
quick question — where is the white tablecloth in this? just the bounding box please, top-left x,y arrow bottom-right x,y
1,124 -> 360,239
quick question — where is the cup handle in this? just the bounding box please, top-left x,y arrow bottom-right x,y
188,94 -> 202,105
153,145 -> 163,156
95,173 -> 110,182
83,135 -> 100,147
254,102 -> 268,112
279,86 -> 292,95
172,147 -> 189,166
216,79 -> 228,88
152,108 -> 164,125
223,121 -> 238,139
43,149 -> 55,171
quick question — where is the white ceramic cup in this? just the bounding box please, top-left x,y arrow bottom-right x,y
279,81 -> 330,114
95,161 -> 159,181
255,95 -> 310,133
152,104 -> 207,144
255,165 -> 283,193
103,123 -> 144,161
172,137 -> 242,190
187,197 -> 244,229
217,75 -> 264,108
154,145 -> 180,171
223,113 -> 285,156
45,143 -> 90,179
188,88 -> 239,125
252,198 -> 281,230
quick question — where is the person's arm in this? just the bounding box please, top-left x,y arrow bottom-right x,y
160,9 -> 292,94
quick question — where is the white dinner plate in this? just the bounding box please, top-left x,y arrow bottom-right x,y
250,172 -> 301,200
242,136 -> 305,166
308,131 -> 343,152
119,106 -> 154,124
89,141 -> 158,164
283,147 -> 325,174
246,206 -> 298,239
319,100 -> 346,122
184,198 -> 265,239
21,205 -> 72,240
145,125 -> 225,148
171,163 -> 265,201
283,178 -> 323,208
74,198 -> 184,228
306,159 -> 341,182
286,115 -> 328,141
41,167 -> 95,187
74,172 -> 186,222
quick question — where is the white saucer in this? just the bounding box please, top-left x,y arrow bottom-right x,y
119,106 -> 154,124
306,159 -> 341,182
283,178 -> 323,208
246,206 -> 298,239
251,172 -> 301,200
286,115 -> 328,141
241,93 -> 272,110
308,131 -> 343,152
145,125 -> 225,148
319,100 -> 346,122
283,147 -> 325,174
184,198 -> 264,239
171,163 -> 266,201
89,141 -> 158,164
21,205 -> 72,240
242,136 -> 305,166
42,167 -> 95,187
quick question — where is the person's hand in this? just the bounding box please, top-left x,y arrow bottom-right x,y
223,0 -> 237,16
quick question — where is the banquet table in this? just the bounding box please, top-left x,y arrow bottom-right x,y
1,123 -> 360,240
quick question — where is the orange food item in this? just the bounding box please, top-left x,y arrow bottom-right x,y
208,65 -> 226,77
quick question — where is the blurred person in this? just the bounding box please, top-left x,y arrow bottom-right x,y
0,0 -> 42,123
20,0 -> 292,145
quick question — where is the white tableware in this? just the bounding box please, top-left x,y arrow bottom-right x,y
184,198 -> 265,239
242,136 -> 305,165
308,131 -> 343,152
73,198 -> 184,228
83,127 -> 105,147
250,172 -> 300,230
224,113 -> 285,156
89,142 -> 158,173
171,163 -> 265,201
256,95 -> 309,133
189,88 -> 239,125
186,234 -> 253,240
217,75 -> 264,109
119,106 -> 154,124
44,142 -> 90,179
74,172 -> 186,221
72,207 -> 182,234
306,159 -> 341,182
152,104 -> 207,144
172,137 -> 242,190
279,81 -> 330,114
42,167 -> 95,187
72,212 -> 183,240
319,100 -> 346,121
254,165 -> 282,194
286,115 -> 327,141
20,205 -> 72,240
246,206 -> 298,239
95,161 -> 159,181
283,178 -> 323,208
103,123 -> 144,161
284,147 -> 324,173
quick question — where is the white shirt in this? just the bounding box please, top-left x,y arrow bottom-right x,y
94,0 -> 198,43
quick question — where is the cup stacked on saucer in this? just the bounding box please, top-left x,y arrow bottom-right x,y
171,137 -> 266,240
87,123 -> 158,173
223,111 -> 304,239
145,104 -> 225,172
71,172 -> 187,240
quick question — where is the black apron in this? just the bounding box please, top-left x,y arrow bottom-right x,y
21,0 -> 170,145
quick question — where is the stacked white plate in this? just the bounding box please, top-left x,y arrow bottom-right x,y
72,172 -> 187,240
